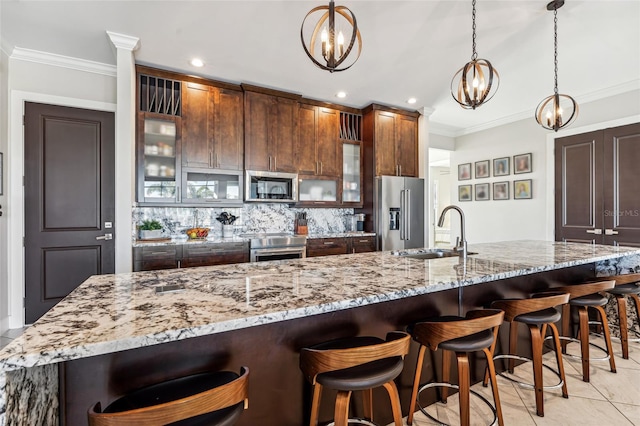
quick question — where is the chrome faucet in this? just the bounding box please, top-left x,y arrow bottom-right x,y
437,205 -> 467,259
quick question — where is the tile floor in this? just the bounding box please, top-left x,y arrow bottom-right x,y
389,336 -> 640,425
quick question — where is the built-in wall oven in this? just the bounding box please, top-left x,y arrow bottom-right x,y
245,233 -> 307,262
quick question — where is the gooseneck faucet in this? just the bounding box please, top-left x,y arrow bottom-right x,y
437,205 -> 467,259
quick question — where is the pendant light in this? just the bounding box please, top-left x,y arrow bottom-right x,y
451,0 -> 500,109
535,0 -> 578,131
300,0 -> 362,73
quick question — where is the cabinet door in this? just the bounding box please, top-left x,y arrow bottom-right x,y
271,97 -> 298,172
396,114 -> 418,177
213,88 -> 244,171
350,236 -> 376,253
306,238 -> 349,257
244,91 -> 271,171
375,111 -> 397,176
182,82 -> 212,169
317,108 -> 340,177
297,104 -> 318,175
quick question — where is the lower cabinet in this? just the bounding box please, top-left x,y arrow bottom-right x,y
306,235 -> 376,257
133,242 -> 249,272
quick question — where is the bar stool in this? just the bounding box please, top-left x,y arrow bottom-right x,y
603,273 -> 640,359
88,366 -> 249,426
299,331 -> 410,426
550,280 -> 616,382
487,293 -> 569,417
407,309 -> 505,426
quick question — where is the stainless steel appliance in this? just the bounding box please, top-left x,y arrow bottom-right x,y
245,170 -> 298,203
244,233 -> 307,262
376,176 -> 425,251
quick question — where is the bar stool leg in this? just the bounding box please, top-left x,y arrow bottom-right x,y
456,352 -> 471,426
615,294 -> 630,359
362,388 -> 373,421
334,390 -> 352,426
594,305 -> 617,374
578,307 -> 591,382
309,383 -> 323,426
508,322 -> 519,374
441,349 -> 452,403
483,347 -> 505,426
549,322 -> 569,399
408,345 -> 427,425
561,304 -> 571,353
382,380 -> 404,426
528,324 -> 545,417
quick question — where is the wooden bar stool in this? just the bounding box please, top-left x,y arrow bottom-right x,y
603,273 -> 640,359
550,280 -> 616,382
407,309 -> 505,426
487,293 -> 569,417
299,331 -> 410,426
88,366 -> 249,426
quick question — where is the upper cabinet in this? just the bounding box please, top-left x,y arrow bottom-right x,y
364,105 -> 419,177
244,88 -> 300,173
181,82 -> 243,171
297,104 -> 341,178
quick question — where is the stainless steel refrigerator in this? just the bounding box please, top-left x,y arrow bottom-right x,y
376,176 -> 425,251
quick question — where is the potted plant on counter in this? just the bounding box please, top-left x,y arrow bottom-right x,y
216,212 -> 237,238
138,219 -> 163,240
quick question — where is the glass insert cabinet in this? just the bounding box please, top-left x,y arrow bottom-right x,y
138,115 -> 180,203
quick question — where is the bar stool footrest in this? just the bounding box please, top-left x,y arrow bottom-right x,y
595,325 -> 640,343
543,335 -> 612,362
325,419 -> 378,426
415,382 -> 498,426
494,354 -> 564,390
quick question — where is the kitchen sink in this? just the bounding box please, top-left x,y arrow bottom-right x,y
399,249 -> 476,260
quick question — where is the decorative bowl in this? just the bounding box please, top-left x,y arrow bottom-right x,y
185,227 -> 209,239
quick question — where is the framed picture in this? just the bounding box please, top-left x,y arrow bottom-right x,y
458,184 -> 472,201
514,179 -> 532,199
493,157 -> 510,176
493,181 -> 509,200
475,183 -> 490,201
514,153 -> 532,174
458,163 -> 471,180
475,160 -> 490,178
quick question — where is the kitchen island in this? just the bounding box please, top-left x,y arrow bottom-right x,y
1,241 -> 639,425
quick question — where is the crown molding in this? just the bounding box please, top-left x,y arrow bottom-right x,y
428,121 -> 459,138
420,106 -> 435,117
106,31 -> 140,51
10,47 -> 116,77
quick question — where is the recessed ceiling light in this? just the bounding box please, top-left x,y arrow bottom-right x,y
336,91 -> 347,99
407,97 -> 417,104
190,58 -> 205,67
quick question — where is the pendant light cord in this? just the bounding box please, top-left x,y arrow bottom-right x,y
471,0 -> 478,60
554,7 -> 559,95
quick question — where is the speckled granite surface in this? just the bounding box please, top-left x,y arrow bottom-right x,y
1,240 -> 639,426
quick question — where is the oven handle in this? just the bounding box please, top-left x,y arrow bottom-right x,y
250,246 -> 306,261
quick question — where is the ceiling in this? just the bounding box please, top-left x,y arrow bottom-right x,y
1,1 -> 639,135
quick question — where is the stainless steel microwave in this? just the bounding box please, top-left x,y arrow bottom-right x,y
245,170 -> 298,203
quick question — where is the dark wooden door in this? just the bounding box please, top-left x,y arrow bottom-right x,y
375,111 -> 396,176
244,91 -> 271,171
317,107 -> 340,177
297,104 -> 317,175
213,88 -> 244,171
24,102 -> 115,323
396,114 -> 418,177
602,123 -> 640,246
181,82 -> 212,169
271,97 -> 297,173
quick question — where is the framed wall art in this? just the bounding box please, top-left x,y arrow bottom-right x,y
458,184 -> 472,201
514,153 -> 532,174
493,157 -> 510,176
458,163 -> 471,180
475,183 -> 490,201
493,181 -> 509,200
514,179 -> 532,199
475,160 -> 490,178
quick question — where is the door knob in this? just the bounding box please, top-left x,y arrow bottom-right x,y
96,233 -> 113,240
586,229 -> 602,234
604,229 -> 619,235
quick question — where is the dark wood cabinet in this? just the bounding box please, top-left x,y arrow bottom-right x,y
133,242 -> 249,271
349,235 -> 376,253
244,89 -> 299,173
365,105 -> 419,177
297,104 -> 340,177
181,82 -> 243,171
306,235 -> 376,257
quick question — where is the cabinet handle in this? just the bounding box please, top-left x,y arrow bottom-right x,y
216,153 -> 220,168
269,156 -> 272,171
177,260 -> 181,268
399,164 -> 402,176
359,239 -> 369,243
209,151 -> 213,168
586,229 -> 603,235
319,161 -> 323,175
273,156 -> 277,170
605,229 -> 619,235
324,241 -> 335,245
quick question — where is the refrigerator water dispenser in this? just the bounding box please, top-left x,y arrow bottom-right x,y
389,208 -> 400,230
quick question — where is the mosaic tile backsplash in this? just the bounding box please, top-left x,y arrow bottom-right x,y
132,204 -> 355,239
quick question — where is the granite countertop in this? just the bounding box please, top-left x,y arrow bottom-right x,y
1,240 -> 638,371
133,232 -> 376,247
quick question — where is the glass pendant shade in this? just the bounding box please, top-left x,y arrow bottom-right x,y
300,0 -> 362,73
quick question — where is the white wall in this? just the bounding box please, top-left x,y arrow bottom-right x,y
6,58 -> 117,328
450,89 -> 640,245
0,48 -> 9,333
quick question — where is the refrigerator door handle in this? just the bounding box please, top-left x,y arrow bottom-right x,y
399,190 -> 405,240
406,189 -> 411,240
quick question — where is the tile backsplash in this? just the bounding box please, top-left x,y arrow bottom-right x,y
132,204 -> 355,239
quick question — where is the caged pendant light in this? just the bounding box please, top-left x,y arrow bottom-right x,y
535,0 -> 578,131
451,0 -> 500,109
300,0 -> 362,73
